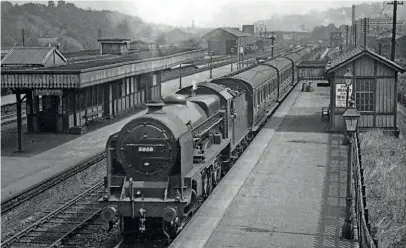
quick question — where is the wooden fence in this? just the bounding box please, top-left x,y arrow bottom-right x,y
353,132 -> 379,247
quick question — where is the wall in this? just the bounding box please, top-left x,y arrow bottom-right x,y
206,29 -> 238,55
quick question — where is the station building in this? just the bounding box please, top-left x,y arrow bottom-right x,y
297,46 -> 405,135
1,45 -> 204,134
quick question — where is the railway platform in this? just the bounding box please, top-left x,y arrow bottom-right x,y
170,82 -> 359,248
1,61 -> 237,203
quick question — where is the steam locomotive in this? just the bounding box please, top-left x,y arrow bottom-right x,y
99,43 -> 321,243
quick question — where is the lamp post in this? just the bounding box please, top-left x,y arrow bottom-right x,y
179,63 -> 182,89
341,99 -> 361,240
230,53 -> 233,72
342,68 -> 354,145
209,51 -> 213,79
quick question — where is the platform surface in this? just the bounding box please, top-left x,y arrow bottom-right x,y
170,83 -> 358,248
1,62 -> 237,202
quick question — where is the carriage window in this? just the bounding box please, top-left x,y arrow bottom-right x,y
257,92 -> 261,106
260,89 -> 263,103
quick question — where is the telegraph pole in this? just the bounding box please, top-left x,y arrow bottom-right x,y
351,5 -> 355,47
21,28 -> 25,47
271,32 -> 275,58
363,17 -> 368,47
346,25 -> 349,47
179,63 -> 182,89
387,1 -> 404,61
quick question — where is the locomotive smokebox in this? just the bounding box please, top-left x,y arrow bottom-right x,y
101,206 -> 117,221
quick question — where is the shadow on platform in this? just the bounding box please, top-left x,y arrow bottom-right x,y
313,134 -> 358,248
1,107 -> 146,158
263,112 -> 330,134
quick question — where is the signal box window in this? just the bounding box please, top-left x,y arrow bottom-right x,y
355,79 -> 374,112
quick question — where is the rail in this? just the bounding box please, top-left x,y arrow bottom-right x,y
1,152 -> 105,214
1,182 -> 104,248
353,132 -> 378,247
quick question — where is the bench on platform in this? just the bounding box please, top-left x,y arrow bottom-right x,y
321,105 -> 330,120
83,109 -> 105,126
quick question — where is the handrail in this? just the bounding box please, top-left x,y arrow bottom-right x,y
353,132 -> 378,247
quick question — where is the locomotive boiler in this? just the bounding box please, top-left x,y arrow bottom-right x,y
99,43 -> 321,243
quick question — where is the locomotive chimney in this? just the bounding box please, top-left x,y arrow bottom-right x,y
146,100 -> 165,113
191,80 -> 197,96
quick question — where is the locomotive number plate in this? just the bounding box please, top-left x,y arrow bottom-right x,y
138,147 -> 154,152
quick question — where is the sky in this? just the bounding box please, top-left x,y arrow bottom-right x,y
9,0 -> 371,28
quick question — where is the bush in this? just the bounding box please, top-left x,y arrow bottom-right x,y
360,130 -> 406,248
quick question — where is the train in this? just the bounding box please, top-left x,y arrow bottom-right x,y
98,43 -> 321,244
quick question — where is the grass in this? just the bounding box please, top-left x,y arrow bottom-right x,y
359,127 -> 406,248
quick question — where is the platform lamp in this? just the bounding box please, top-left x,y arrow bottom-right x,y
341,99 -> 360,240
342,68 -> 353,145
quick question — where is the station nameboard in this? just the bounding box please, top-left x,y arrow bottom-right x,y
336,84 -> 353,107
33,89 -> 63,96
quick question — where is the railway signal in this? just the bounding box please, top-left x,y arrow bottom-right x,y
259,31 -> 275,58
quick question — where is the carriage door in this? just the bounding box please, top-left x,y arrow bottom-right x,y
230,99 -> 236,144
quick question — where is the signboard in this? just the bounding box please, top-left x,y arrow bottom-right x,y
33,89 -> 63,96
239,46 -> 244,54
331,32 -> 342,40
336,84 -> 353,107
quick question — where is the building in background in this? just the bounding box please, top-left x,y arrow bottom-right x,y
355,16 -> 406,36
97,38 -> 130,55
201,27 -> 255,55
242,25 -> 255,35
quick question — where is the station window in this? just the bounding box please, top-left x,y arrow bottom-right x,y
355,79 -> 374,112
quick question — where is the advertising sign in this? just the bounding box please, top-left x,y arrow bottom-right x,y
336,84 -> 353,107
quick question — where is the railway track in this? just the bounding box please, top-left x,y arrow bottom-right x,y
1,182 -> 104,248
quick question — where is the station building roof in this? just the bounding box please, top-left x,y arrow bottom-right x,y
1,49 -> 205,89
1,47 -> 67,67
325,46 -> 405,73
97,38 -> 131,44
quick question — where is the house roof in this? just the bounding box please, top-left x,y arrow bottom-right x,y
221,27 -> 252,37
325,46 -> 405,73
1,47 -> 67,67
202,27 -> 253,40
